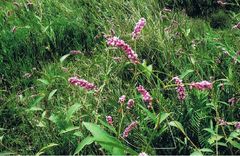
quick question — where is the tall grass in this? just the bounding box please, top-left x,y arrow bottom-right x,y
0,0 -> 240,155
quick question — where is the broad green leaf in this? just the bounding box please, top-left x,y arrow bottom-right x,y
60,54 -> 70,63
73,131 -> 83,137
74,136 -> 94,154
0,151 -> 16,156
31,96 -> 44,107
83,122 -> 136,155
227,138 -> 240,149
99,119 -> 117,135
180,69 -> 194,79
37,79 -> 49,85
208,135 -> 223,145
49,114 -> 59,124
138,104 -> 156,123
28,106 -> 43,112
154,112 -> 171,129
203,128 -> 215,135
199,148 -> 213,153
59,126 -> 79,134
48,89 -> 57,101
169,121 -> 185,133
36,143 -> 58,156
66,103 -> 81,121
190,150 -> 203,156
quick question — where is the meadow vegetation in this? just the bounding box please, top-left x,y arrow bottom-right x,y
0,0 -> 240,155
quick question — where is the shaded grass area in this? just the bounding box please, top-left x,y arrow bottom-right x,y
1,0 -> 240,155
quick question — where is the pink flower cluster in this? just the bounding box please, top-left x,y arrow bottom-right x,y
106,116 -> 113,125
107,37 -> 140,64
235,122 -> 240,129
123,121 -> 138,138
132,18 -> 146,40
127,99 -> 135,109
217,118 -> 228,126
68,77 -> 96,91
137,85 -> 153,108
190,81 -> 213,90
173,76 -> 186,100
139,152 -> 149,156
118,95 -> 126,104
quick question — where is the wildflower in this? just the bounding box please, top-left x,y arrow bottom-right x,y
139,152 -> 149,156
132,18 -> 146,40
107,37 -> 140,64
69,50 -> 82,55
106,116 -> 113,125
127,99 -> 135,109
228,97 -> 238,105
137,85 -> 152,108
235,122 -> 240,129
173,76 -> 186,100
217,118 -> 228,126
190,81 -> 213,90
118,95 -> 126,104
123,121 -> 138,138
68,77 -> 96,91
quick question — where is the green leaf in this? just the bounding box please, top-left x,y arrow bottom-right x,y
199,148 -> 213,153
31,96 -> 44,107
0,135 -> 4,143
138,104 -> 156,123
74,136 -> 94,154
180,69 -> 194,79
37,79 -> 49,85
169,121 -> 185,133
60,54 -> 70,63
190,150 -> 203,156
66,103 -> 81,121
227,138 -> 240,149
154,112 -> 171,129
99,119 -> 117,135
73,131 -> 83,137
59,126 -> 79,134
83,122 -> 136,155
48,89 -> 57,101
36,143 -> 58,156
208,135 -> 223,145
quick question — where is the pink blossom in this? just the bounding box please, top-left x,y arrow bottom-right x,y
173,76 -> 186,100
137,85 -> 152,108
69,50 -> 82,55
107,37 -> 140,64
106,116 -> 113,125
118,95 -> 126,104
217,118 -> 228,126
127,99 -> 135,109
132,18 -> 146,40
139,152 -> 149,156
68,77 -> 96,91
190,81 -> 213,90
123,121 -> 138,138
228,97 -> 239,105
235,122 -> 240,129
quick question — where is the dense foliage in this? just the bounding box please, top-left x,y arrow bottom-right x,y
1,0 -> 240,155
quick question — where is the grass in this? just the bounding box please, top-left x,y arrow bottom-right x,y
1,0 -> 240,155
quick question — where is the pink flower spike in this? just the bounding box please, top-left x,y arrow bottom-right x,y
137,85 -> 153,109
118,95 -> 126,104
132,18 -> 146,40
190,81 -> 213,90
139,152 -> 149,156
68,77 -> 96,91
235,122 -> 240,129
173,76 -> 186,101
106,116 -> 113,125
107,37 -> 140,64
127,99 -> 135,109
123,121 -> 138,138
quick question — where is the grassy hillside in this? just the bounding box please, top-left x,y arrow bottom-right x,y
1,0 -> 240,155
